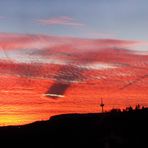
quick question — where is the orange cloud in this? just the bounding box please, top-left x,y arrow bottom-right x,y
0,33 -> 147,87
0,33 -> 147,118
36,16 -> 84,26
0,33 -> 148,126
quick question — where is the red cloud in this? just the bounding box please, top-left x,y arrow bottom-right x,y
0,33 -> 147,70
0,32 -> 147,101
0,33 -> 148,124
0,32 -> 145,51
36,16 -> 84,26
0,32 -> 147,68
0,32 -> 147,77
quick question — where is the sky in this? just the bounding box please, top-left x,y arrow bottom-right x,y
0,0 -> 148,125
0,0 -> 148,42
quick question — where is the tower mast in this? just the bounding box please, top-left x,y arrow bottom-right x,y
100,98 -> 104,112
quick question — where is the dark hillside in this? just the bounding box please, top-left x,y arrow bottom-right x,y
0,108 -> 148,147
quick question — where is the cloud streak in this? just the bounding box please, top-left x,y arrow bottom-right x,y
0,32 -> 146,51
0,32 -> 148,97
36,16 -> 84,26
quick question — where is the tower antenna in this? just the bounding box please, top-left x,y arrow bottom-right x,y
100,98 -> 104,112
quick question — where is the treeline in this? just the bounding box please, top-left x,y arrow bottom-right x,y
110,104 -> 146,113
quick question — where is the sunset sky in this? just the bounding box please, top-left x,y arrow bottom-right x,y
0,0 -> 148,126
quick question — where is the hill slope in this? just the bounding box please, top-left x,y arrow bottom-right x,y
0,109 -> 148,147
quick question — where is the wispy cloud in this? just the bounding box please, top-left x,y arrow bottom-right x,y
0,32 -> 146,51
0,32 -> 148,66
36,16 -> 84,26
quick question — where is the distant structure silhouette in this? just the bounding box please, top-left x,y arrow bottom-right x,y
100,98 -> 104,112
135,104 -> 140,110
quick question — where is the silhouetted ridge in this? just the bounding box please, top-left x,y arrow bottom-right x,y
0,108 -> 148,147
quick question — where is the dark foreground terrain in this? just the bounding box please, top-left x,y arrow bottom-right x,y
0,108 -> 148,148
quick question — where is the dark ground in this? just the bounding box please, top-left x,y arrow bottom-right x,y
0,108 -> 148,148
